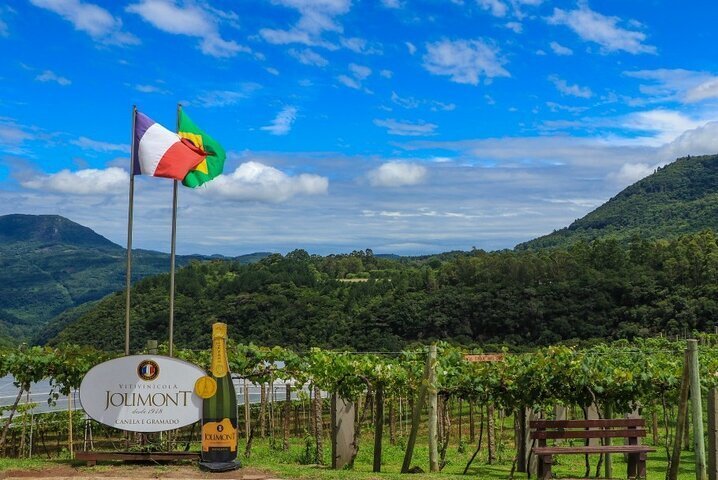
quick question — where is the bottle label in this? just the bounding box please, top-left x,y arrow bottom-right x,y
202,418 -> 237,452
211,339 -> 228,377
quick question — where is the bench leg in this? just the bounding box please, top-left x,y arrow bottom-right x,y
627,453 -> 638,480
638,453 -> 647,479
540,455 -> 552,480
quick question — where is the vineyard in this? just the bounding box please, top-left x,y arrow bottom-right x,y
0,336 -> 715,478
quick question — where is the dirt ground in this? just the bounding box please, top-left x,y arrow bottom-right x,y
0,464 -> 282,480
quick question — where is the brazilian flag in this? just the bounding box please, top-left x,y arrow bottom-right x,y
179,110 -> 226,188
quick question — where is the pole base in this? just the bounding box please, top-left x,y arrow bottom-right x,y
199,460 -> 242,472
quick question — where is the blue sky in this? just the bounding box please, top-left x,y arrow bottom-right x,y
2,0 -> 718,255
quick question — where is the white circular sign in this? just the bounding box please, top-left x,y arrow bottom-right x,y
80,355 -> 205,432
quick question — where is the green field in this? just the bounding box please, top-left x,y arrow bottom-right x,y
0,436 -> 699,480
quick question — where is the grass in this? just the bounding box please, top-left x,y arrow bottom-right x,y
236,435 -> 698,480
0,433 -> 701,480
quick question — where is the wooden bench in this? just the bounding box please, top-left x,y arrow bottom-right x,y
530,418 -> 656,480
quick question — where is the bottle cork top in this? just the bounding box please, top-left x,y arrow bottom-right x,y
212,322 -> 227,338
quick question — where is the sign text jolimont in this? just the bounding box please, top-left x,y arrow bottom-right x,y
79,355 -> 205,432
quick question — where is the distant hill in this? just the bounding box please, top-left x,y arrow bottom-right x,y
0,214 -> 118,248
48,233 -> 718,351
517,154 -> 718,250
0,214 -> 269,344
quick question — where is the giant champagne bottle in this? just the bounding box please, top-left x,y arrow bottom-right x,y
201,322 -> 239,468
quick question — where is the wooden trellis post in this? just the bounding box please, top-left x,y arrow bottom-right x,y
688,339 -> 707,480
708,388 -> 718,480
669,345 -> 695,480
401,346 -> 434,473
428,345 -> 439,472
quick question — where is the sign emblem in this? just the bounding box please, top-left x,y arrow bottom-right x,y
137,359 -> 160,381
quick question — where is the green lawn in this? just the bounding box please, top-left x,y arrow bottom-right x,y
0,436 -> 700,480
240,436 -> 697,480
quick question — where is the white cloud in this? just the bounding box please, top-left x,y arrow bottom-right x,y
406,42 -> 417,55
134,84 -> 169,94
548,75 -> 593,98
349,63 -> 371,80
547,3 -> 656,55
261,106 -> 298,136
21,167 -> 129,195
505,22 -> 522,33
374,118 -> 438,136
659,121 -> 718,161
607,162 -> 653,185
30,0 -> 138,45
200,34 -> 249,58
391,92 -> 420,109
549,41 -> 573,56
381,0 -> 401,8
340,37 -> 381,54
207,161 -> 328,202
403,117 -> 718,174
71,137 -> 128,152
368,161 -> 428,187
259,0 -> 351,49
338,63 -> 372,91
624,69 -> 718,104
337,75 -> 361,90
391,92 -> 455,111
0,125 -> 34,146
289,48 -> 329,66
621,109 -> 704,146
423,39 -> 509,85
545,101 -> 587,113
192,85 -> 259,108
35,70 -> 71,86
477,0 -> 507,17
126,0 -> 245,58
0,10 -> 8,37
685,79 -> 718,103
380,69 -> 393,79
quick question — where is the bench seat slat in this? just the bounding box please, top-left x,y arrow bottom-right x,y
533,446 -> 656,455
530,419 -> 645,429
532,428 -> 647,440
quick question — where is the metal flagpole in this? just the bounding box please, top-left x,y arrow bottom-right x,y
168,104 -> 181,357
125,105 -> 137,356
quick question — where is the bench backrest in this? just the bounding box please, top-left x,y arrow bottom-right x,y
530,418 -> 646,440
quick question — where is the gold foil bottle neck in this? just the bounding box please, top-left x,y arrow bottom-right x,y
212,322 -> 227,339
211,322 -> 229,377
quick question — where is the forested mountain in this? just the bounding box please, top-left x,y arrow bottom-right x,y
517,154 -> 718,249
0,214 -> 267,344
50,233 -> 718,351
18,153 -> 718,349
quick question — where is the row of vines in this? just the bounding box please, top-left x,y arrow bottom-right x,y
1,335 -> 716,471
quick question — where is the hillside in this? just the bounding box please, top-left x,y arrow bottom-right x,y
50,234 -> 718,351
0,214 -> 268,343
517,154 -> 718,249
0,214 -> 119,248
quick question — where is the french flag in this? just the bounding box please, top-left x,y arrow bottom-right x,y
133,111 -> 207,181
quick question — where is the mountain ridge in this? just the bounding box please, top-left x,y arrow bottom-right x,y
0,214 -> 269,344
0,214 -> 119,249
517,154 -> 718,249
